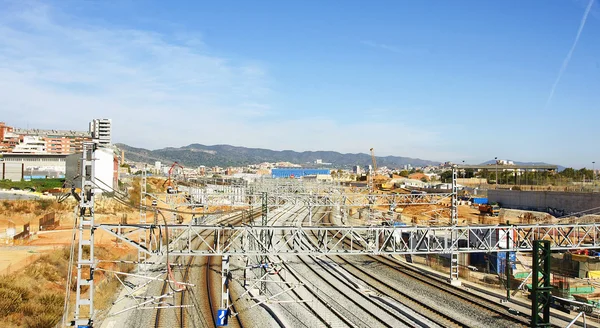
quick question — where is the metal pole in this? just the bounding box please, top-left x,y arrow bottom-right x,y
138,164 -> 147,272
495,157 -> 498,189
221,255 -> 230,309
261,192 -> 268,294
449,166 -> 460,285
531,240 -> 551,327
73,143 -> 95,327
506,221 -> 511,301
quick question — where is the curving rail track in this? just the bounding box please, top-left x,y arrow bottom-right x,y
153,209 -> 257,328
308,207 -> 530,328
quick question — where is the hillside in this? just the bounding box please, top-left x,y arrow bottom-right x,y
116,143 -> 440,168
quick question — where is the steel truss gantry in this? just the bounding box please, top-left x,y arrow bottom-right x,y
179,187 -> 452,208
253,178 -> 345,195
98,222 -> 600,257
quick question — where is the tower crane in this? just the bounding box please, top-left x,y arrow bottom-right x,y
369,148 -> 377,192
369,148 -> 392,192
370,148 -> 377,173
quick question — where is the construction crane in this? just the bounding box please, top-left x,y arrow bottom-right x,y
370,148 -> 377,173
369,148 -> 392,192
163,162 -> 185,193
369,148 -> 377,192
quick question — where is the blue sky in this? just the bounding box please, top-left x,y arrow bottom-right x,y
0,0 -> 598,168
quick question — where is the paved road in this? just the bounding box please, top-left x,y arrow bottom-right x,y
0,191 -> 40,200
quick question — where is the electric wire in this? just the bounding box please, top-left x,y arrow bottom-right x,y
91,177 -> 238,216
156,209 -> 186,292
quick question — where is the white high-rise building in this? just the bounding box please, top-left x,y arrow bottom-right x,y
89,118 -> 112,147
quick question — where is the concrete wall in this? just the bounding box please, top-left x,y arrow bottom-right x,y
1,162 -> 23,181
489,189 -> 600,216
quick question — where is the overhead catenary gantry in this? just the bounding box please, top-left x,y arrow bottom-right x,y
180,185 -> 452,207
99,222 -> 600,257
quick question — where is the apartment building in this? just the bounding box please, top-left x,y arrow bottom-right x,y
13,128 -> 92,154
0,122 -> 19,153
0,119 -> 110,155
12,136 -> 47,153
89,118 -> 112,147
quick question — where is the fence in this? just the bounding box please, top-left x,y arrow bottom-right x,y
38,212 -> 58,231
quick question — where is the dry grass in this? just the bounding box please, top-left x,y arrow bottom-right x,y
95,197 -> 132,215
0,198 -> 71,217
0,246 -> 136,328
95,252 -> 136,309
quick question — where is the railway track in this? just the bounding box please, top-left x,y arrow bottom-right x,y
309,207 -> 527,327
272,206 -> 429,327
153,209 -> 255,328
149,191 -> 527,327
370,254 -> 531,325
272,206 -> 360,327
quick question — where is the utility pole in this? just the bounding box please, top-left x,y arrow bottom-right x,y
495,157 -> 498,189
261,192 -> 268,294
505,220 -> 511,301
138,164 -> 147,272
73,143 -> 95,328
593,161 -> 596,189
449,165 -> 460,285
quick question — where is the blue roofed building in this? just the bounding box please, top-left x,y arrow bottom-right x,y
271,168 -> 331,178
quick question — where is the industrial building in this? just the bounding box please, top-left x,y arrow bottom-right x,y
271,168 -> 331,178
302,174 -> 333,182
0,153 -> 68,181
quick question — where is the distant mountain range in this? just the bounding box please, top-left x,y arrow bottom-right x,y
116,143 -> 440,168
480,160 -> 566,171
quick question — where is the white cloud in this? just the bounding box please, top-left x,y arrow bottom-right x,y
0,2 -> 458,162
0,3 -> 271,129
361,40 -> 431,56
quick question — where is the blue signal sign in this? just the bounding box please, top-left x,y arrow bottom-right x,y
217,309 -> 229,326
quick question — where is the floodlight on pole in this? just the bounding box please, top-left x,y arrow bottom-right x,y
495,157 -> 498,189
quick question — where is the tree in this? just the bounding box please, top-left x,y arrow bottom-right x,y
464,169 -> 474,179
399,170 -> 409,177
439,170 -> 452,183
561,168 -> 575,179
